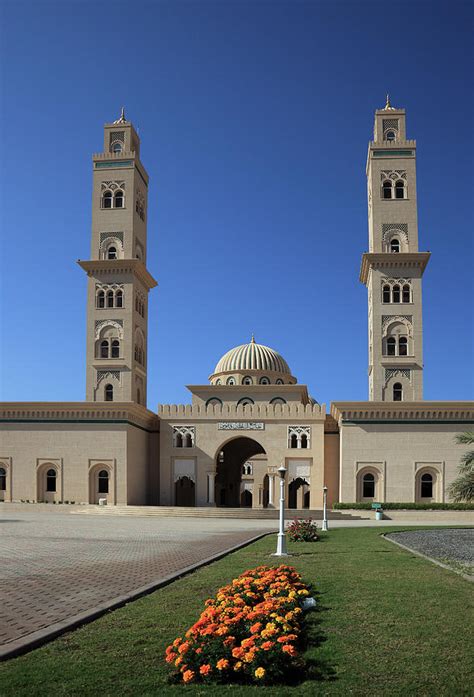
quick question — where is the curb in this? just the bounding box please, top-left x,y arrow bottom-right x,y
0,531 -> 272,662
383,532 -> 474,583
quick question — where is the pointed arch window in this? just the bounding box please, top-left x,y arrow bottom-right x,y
98,469 -> 109,493
114,190 -> 124,208
106,290 -> 114,308
107,246 -> 117,260
46,468 -> 57,492
390,238 -> 400,253
112,142 -> 122,154
402,284 -> 411,303
382,285 -> 391,303
382,180 -> 393,199
116,290 -> 123,308
421,473 -> 433,498
398,337 -> 408,356
395,180 -> 405,199
362,472 -> 375,498
105,383 -> 113,401
97,290 -> 105,308
111,339 -> 120,359
100,340 -> 109,358
290,433 -> 298,449
0,467 -> 6,491
385,130 -> 396,142
392,285 -> 401,303
102,191 -> 113,208
393,382 -> 403,401
387,337 -> 396,356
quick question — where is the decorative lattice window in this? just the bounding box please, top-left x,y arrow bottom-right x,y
96,370 -> 121,385
385,368 -> 411,383
288,426 -> 311,449
173,426 -> 196,448
101,181 -> 125,191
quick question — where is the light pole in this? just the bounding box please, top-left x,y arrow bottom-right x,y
322,485 -> 328,531
273,464 -> 289,556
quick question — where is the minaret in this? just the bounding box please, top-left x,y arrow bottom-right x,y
79,109 -> 157,404
360,96 -> 430,402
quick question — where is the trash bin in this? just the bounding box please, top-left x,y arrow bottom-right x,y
98,497 -> 107,506
375,509 -> 383,521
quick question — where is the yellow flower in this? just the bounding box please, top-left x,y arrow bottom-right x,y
255,667 -> 266,679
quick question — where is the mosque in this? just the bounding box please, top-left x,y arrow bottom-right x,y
1,99 -> 472,510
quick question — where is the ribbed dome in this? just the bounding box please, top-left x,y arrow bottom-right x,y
212,337 -> 292,377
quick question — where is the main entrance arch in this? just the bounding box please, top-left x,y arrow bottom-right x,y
215,437 -> 266,507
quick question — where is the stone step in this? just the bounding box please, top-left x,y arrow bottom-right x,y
70,505 -> 366,520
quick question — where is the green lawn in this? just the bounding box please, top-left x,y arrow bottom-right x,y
1,527 -> 472,696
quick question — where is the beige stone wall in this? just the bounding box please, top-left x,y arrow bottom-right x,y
338,421 -> 470,503
323,432 -> 340,508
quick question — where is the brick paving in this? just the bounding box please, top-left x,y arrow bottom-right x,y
0,511 -> 268,651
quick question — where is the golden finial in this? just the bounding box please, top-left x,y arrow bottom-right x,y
251,334 -> 255,343
113,107 -> 127,124
384,94 -> 395,110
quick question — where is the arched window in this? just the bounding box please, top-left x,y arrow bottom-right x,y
402,284 -> 411,303
421,473 -> 433,498
387,337 -> 396,356
259,377 -> 270,385
206,397 -> 223,407
392,284 -> 400,303
175,433 -> 183,448
116,290 -> 123,308
107,246 -> 117,260
111,339 -> 120,358
242,376 -> 253,385
399,336 -> 408,356
382,284 -> 391,303
46,468 -> 57,492
237,397 -> 254,407
301,434 -> 308,449
385,130 -> 396,142
0,467 -> 6,491
103,191 -> 113,208
390,238 -> 400,253
215,379 -> 221,385
98,469 -> 109,493
114,190 -> 124,208
270,397 -> 286,405
362,472 -> 375,498
100,340 -> 109,358
106,290 -> 114,308
105,384 -> 113,401
393,382 -> 402,401
111,142 -> 122,154
226,377 -> 235,385
185,433 -> 193,448
97,290 -> 105,308
276,378 -> 284,385
290,433 -> 298,449
382,180 -> 392,199
395,180 -> 405,199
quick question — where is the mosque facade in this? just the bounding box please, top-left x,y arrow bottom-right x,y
1,101 -> 472,510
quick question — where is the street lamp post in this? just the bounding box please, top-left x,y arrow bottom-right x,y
273,464 -> 289,556
322,485 -> 328,532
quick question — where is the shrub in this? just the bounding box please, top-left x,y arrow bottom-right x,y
287,518 -> 319,542
333,502 -> 474,510
164,565 -> 312,685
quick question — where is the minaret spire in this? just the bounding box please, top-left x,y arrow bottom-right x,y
384,94 -> 395,110
113,107 -> 127,124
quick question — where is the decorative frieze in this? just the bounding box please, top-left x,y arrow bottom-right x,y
218,422 -> 265,431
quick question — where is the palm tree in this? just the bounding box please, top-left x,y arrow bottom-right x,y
448,432 -> 474,502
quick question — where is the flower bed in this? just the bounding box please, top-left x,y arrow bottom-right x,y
287,518 -> 319,542
165,564 -> 311,684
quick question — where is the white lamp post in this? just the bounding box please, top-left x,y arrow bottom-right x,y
322,485 -> 328,531
273,464 -> 289,556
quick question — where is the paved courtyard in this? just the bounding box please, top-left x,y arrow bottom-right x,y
387,528 -> 474,575
0,510 -> 270,656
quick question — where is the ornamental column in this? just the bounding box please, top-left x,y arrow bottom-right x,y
268,474 -> 275,508
207,471 -> 216,505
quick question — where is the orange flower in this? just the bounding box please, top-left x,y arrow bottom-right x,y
250,622 -> 262,633
174,656 -> 183,667
195,647 -> 203,654
282,644 -> 297,656
182,669 -> 195,683
216,658 -> 229,671
255,667 -> 266,679
165,652 -> 177,663
232,646 -> 245,659
261,641 -> 274,651
172,637 -> 182,648
178,641 -> 190,654
241,637 -> 255,649
233,661 -> 243,671
223,635 -> 235,647
199,664 -> 212,676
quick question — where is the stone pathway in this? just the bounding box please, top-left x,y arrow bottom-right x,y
0,511 -> 268,656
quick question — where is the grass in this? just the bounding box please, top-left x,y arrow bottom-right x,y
1,527 -> 473,696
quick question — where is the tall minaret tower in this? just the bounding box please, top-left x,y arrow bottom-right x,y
79,109 -> 157,405
360,97 -> 430,402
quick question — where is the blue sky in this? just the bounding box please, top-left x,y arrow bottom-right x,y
0,0 -> 472,407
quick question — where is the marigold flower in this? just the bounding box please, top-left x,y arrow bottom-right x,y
172,637 -> 182,648
199,664 -> 212,676
233,661 -> 243,671
223,635 -> 235,647
241,637 -> 255,649
182,669 -> 195,683
216,658 -> 229,671
250,622 -> 262,633
261,641 -> 274,651
255,667 -> 266,679
174,656 -> 183,667
282,644 -> 297,656
232,646 -> 245,659
165,652 -> 177,663
178,641 -> 190,654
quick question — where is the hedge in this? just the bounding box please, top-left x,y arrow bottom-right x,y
333,502 -> 474,511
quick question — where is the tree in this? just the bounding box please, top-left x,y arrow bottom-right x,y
448,432 -> 474,502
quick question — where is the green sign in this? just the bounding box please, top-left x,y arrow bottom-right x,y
371,502 -> 382,510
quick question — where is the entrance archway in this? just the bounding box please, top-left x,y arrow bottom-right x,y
175,476 -> 195,506
215,437 -> 265,507
240,489 -> 253,507
288,477 -> 310,509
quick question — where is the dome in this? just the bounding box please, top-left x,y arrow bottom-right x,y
210,337 -> 296,383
